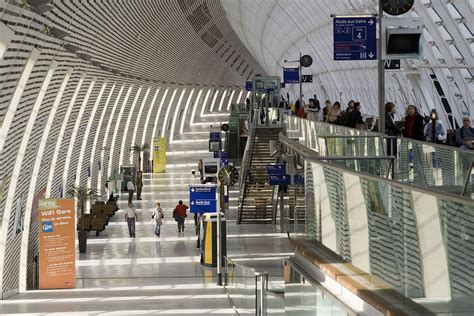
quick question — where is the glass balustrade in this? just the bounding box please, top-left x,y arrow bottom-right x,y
284,114 -> 474,198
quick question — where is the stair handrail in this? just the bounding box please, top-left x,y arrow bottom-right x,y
238,108 -> 259,223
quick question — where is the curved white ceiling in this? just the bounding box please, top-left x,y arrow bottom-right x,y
222,0 -> 473,125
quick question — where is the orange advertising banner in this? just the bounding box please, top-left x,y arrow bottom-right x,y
38,198 -> 76,290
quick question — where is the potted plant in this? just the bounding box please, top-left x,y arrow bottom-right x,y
66,186 -> 97,253
131,143 -> 149,171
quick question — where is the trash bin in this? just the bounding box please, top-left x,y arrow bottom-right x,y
200,212 -> 226,267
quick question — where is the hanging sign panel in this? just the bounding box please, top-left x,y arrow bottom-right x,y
333,17 -> 377,61
189,185 -> 217,214
38,198 -> 76,290
283,68 -> 300,84
153,137 -> 166,173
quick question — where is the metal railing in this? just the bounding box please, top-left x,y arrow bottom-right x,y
284,114 -> 474,198
281,115 -> 474,302
237,108 -> 259,223
224,257 -> 268,316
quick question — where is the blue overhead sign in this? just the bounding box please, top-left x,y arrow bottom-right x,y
333,17 -> 377,61
189,185 -> 217,214
283,67 -> 299,84
294,175 -> 304,186
266,164 -> 286,175
269,175 -> 291,186
245,80 -> 253,91
209,132 -> 220,141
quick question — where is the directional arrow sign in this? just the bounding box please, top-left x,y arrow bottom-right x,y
266,164 -> 286,175
189,185 -> 217,213
269,175 -> 291,186
334,16 -> 377,61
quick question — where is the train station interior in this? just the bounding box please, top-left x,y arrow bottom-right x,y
0,0 -> 473,315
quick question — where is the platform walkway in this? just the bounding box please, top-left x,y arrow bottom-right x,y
0,128 -> 291,315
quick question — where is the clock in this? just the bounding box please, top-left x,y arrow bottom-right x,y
217,165 -> 239,186
221,123 -> 230,132
382,0 -> 414,16
300,55 -> 313,67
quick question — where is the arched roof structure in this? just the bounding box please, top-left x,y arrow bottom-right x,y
222,0 -> 473,126
0,0 -> 472,299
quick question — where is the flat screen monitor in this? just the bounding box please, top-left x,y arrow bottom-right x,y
387,33 -> 421,55
203,159 -> 219,177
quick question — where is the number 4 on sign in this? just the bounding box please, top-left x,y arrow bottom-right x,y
357,32 -> 362,39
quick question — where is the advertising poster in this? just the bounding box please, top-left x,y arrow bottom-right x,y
153,137 -> 166,173
38,198 -> 76,290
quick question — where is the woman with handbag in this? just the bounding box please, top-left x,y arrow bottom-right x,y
151,202 -> 164,238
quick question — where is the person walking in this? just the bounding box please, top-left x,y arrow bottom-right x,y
127,179 -> 135,204
136,171 -> 143,200
124,202 -> 139,238
173,200 -> 188,234
151,202 -> 164,238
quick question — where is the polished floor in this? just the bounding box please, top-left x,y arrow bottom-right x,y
0,128 -> 291,315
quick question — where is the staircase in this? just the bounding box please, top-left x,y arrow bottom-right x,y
238,127 -> 281,223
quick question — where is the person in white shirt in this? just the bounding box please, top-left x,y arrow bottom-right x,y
127,180 -> 135,203
124,202 -> 139,238
151,202 -> 164,238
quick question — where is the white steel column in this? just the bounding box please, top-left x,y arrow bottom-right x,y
194,89 -> 211,125
98,85 -> 125,193
87,84 -> 116,193
119,86 -> 142,167
130,87 -> 151,164
74,81 -> 108,189
19,67 -> 72,292
107,86 -> 133,178
140,88 -> 160,147
169,89 -> 187,142
46,74 -> 86,196
0,48 -> 40,153
150,88 -> 169,152
62,78 -> 97,190
1,61 -> 57,294
189,89 -> 204,126
160,89 -> 178,138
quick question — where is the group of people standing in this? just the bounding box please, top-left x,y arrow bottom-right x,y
291,96 -> 473,153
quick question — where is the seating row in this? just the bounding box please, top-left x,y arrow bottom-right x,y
78,200 -> 119,236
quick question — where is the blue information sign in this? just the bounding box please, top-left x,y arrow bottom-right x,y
294,175 -> 304,186
189,185 -> 217,214
213,151 -> 228,158
210,132 -> 220,141
266,164 -> 286,175
333,17 -> 376,61
245,80 -> 253,91
283,68 -> 299,84
269,175 -> 291,186
220,158 -> 229,166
